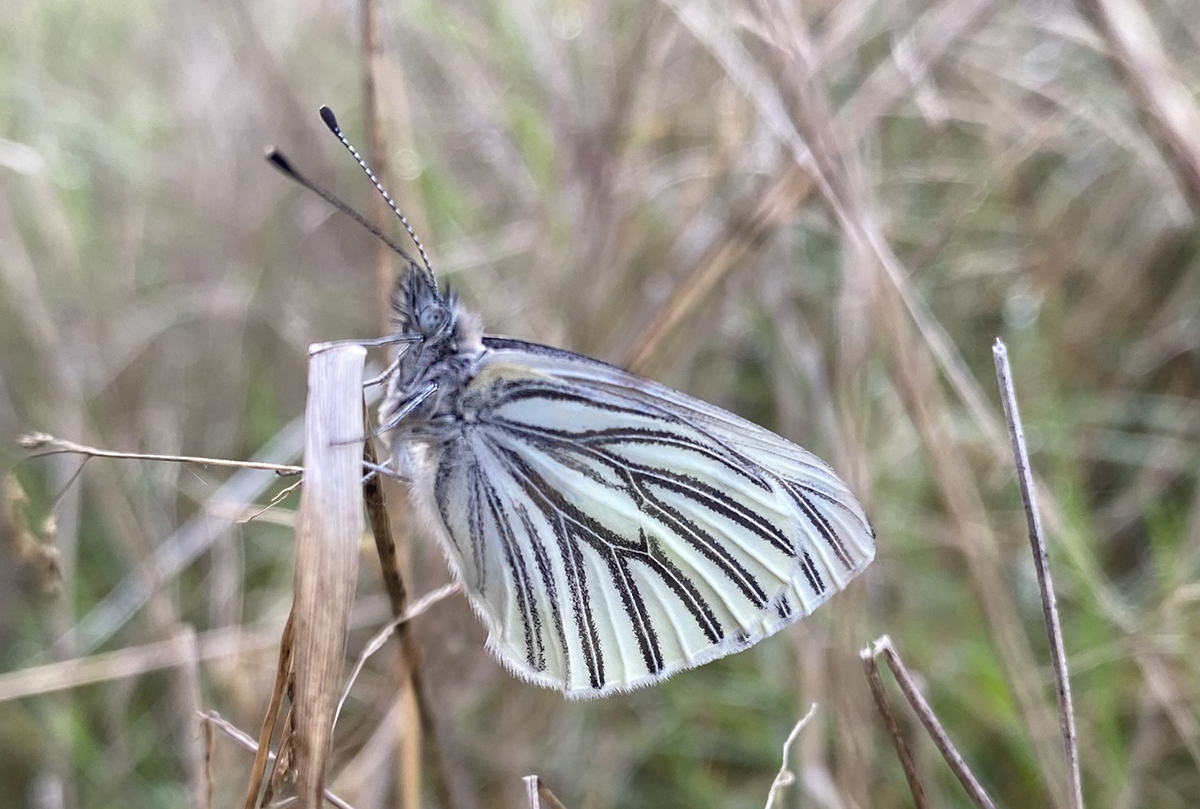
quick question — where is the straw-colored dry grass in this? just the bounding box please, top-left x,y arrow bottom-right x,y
1,0 -> 1196,807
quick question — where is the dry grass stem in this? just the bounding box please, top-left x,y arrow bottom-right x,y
1073,0 -> 1200,209
266,703 -> 298,806
763,703 -> 819,809
860,648 -> 931,809
18,433 -> 304,476
334,582 -> 461,729
51,416 -> 306,657
869,636 -> 998,809
624,167 -> 813,374
290,345 -> 366,808
203,717 -> 215,809
361,434 -> 409,627
243,611 -> 296,809
203,712 -> 356,809
0,623 -> 279,702
361,432 -> 458,809
239,479 -> 304,524
361,0 -> 395,335
993,340 -> 1086,809
173,627 -> 207,809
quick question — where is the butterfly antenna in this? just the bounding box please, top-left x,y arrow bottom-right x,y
319,105 -> 435,277
264,149 -> 418,266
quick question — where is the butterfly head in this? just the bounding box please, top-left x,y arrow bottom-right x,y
381,264 -> 481,440
390,263 -> 481,353
392,264 -> 450,338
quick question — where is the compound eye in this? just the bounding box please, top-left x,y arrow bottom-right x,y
419,305 -> 449,333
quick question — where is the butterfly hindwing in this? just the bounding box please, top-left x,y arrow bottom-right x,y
409,337 -> 875,698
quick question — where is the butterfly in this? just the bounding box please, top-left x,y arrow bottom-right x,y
274,107 -> 875,699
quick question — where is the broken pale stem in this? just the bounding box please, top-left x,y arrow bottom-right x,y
860,646 -> 931,809
873,636 -> 998,809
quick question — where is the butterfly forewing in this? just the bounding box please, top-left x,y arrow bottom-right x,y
408,337 -> 874,698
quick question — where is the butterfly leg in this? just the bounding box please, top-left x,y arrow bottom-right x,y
370,382 -> 437,439
363,355 -> 403,388
361,459 -> 411,484
343,382 -> 438,446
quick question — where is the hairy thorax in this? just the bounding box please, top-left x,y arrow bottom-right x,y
380,291 -> 483,448
389,344 -> 480,434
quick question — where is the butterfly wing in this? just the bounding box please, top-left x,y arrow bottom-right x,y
407,337 -> 874,698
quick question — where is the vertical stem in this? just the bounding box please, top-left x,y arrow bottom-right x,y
362,435 -> 456,809
361,6 -> 429,808
173,626 -> 207,809
992,340 -> 1085,809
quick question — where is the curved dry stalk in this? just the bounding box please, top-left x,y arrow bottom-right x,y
362,0 -> 395,337
204,711 -> 355,809
764,703 -> 819,809
242,612 -> 295,809
19,433 -> 303,475
333,582 -> 461,729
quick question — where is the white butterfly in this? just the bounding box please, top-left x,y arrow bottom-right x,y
377,267 -> 875,698
277,108 -> 875,699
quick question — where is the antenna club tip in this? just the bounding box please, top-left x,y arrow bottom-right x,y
264,149 -> 296,175
319,105 -> 340,132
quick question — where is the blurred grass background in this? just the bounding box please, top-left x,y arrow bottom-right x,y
0,0 -> 1196,807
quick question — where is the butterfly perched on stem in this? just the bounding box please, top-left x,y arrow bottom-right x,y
274,107 -> 875,699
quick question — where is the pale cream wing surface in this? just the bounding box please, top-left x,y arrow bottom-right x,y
407,337 -> 874,698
